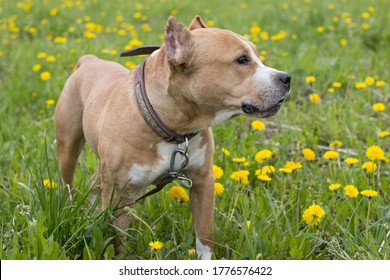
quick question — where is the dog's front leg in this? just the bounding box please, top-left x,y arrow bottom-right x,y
190,171 -> 215,260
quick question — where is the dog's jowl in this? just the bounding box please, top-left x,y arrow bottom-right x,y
55,15 -> 290,259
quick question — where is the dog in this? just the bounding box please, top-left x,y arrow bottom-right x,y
54,15 -> 290,259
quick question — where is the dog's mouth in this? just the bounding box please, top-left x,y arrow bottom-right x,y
241,96 -> 287,118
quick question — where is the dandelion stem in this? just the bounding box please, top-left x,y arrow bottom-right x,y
365,200 -> 371,244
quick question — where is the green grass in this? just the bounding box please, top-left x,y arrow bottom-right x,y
0,0 -> 389,260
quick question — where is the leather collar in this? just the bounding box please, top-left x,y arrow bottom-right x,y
133,60 -> 198,144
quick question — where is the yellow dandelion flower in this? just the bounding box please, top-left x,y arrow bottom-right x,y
212,165 -> 224,179
344,185 -> 359,198
329,184 -> 341,191
355,82 -> 367,89
316,26 -> 325,33
372,103 -> 385,112
188,248 -> 196,256
207,20 -> 215,27
133,12 -> 142,19
366,145 -> 387,161
214,182 -> 224,196
362,23 -> 369,30
361,12 -> 370,19
328,88 -> 335,93
271,30 -> 287,41
49,8 -> 58,16
54,37 -> 67,44
117,29 -> 127,36
32,64 -> 41,72
43,179 -> 56,189
251,120 -> 265,131
365,76 -> 375,85
362,161 -> 377,173
83,31 -> 96,39
378,131 -> 390,138
232,157 -> 246,163
261,165 -> 275,174
221,147 -> 230,157
40,71 -> 51,81
309,93 -> 321,104
344,17 -> 352,24
46,99 -> 55,106
284,161 -> 303,171
332,82 -> 342,88
230,170 -> 250,185
240,3 -> 248,9
250,25 -> 261,35
279,167 -> 292,174
360,190 -> 378,198
116,15 -> 124,22
169,186 -> 188,202
376,80 -> 385,87
255,149 -> 273,163
302,204 -> 325,226
323,151 -> 339,160
302,148 -> 316,161
141,24 -> 152,33
345,157 -> 359,165
340,38 -> 348,47
46,55 -> 56,63
37,52 -> 47,59
260,32 -> 269,40
329,140 -> 342,149
149,241 -> 164,251
257,174 -> 272,181
125,61 -> 136,69
305,75 -> 316,83
246,220 -> 251,229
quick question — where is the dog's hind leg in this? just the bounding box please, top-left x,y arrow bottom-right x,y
54,81 -> 85,196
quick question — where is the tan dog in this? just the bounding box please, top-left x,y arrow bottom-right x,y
55,15 -> 290,259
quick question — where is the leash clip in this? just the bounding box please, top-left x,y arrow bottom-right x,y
168,137 -> 192,189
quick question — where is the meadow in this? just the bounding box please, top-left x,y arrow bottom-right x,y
0,0 -> 389,260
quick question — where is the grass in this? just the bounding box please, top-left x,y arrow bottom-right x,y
0,0 -> 389,260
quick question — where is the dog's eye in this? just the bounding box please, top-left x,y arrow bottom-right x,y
236,55 -> 250,65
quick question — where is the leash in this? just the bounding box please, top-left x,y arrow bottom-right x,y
120,46 -> 196,204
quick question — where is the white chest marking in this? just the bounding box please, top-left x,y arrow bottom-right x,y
127,134 -> 207,197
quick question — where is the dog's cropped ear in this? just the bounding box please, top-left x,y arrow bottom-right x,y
165,16 -> 194,70
189,15 -> 208,30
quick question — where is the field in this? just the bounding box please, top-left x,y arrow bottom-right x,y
0,0 -> 389,260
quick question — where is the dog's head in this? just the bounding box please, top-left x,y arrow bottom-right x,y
163,16 -> 290,124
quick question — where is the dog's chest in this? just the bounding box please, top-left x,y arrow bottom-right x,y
127,134 -> 207,197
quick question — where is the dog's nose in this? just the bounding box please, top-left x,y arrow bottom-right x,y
278,72 -> 291,89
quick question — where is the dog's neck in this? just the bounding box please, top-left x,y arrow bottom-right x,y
142,48 -> 214,136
